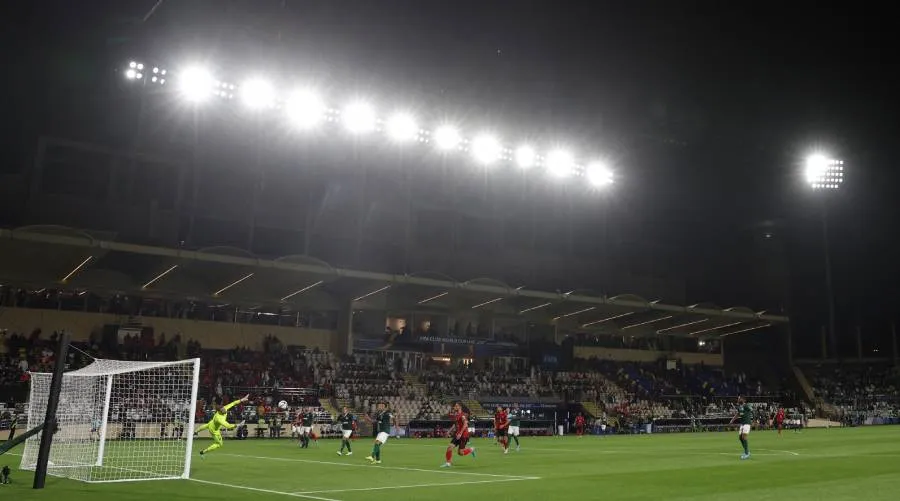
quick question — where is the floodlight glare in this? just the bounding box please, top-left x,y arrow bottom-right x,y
471,134 -> 502,164
586,161 -> 614,187
805,154 -> 844,189
129,61 -> 137,69
515,145 -> 536,168
178,66 -> 215,103
240,78 -> 275,110
125,69 -> 137,79
546,149 -> 575,178
286,89 -> 326,129
434,125 -> 461,150
342,101 -> 377,134
387,112 -> 418,142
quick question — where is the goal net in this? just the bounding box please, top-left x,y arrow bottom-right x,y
21,358 -> 200,483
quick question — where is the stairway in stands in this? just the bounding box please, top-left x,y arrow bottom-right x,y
581,401 -> 605,419
464,400 -> 488,419
321,398 -> 341,418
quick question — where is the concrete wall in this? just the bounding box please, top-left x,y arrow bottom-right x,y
0,308 -> 338,352
573,346 -> 723,366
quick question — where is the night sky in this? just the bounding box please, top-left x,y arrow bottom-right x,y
2,1 -> 899,357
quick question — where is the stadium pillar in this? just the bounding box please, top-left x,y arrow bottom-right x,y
337,301 -> 353,356
891,322 -> 898,365
785,324 -> 794,365
856,326 -> 863,361
820,326 -> 828,360
33,331 -> 70,489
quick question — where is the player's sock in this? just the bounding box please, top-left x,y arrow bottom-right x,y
740,437 -> 749,455
459,447 -> 472,456
445,446 -> 454,463
346,440 -> 352,453
373,442 -> 381,460
201,443 -> 221,454
512,435 -> 519,447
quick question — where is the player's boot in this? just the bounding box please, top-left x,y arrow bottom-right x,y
337,451 -> 343,456
365,455 -> 375,463
471,447 -> 477,459
346,451 -> 352,455
440,462 -> 452,468
740,454 -> 750,460
503,448 -> 509,455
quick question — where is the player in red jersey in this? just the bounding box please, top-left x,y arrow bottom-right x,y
775,407 -> 785,436
575,413 -> 586,437
494,406 -> 510,454
442,402 -> 476,468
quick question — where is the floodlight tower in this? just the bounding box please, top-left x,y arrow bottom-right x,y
805,154 -> 844,357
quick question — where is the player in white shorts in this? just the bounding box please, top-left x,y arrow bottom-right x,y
336,406 -> 356,456
729,396 -> 753,460
366,402 -> 394,464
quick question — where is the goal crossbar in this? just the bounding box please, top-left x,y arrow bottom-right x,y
22,358 -> 201,483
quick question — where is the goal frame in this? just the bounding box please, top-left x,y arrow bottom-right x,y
23,357 -> 202,483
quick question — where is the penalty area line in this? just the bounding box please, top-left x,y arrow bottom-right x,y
294,477 -> 539,495
190,478 -> 342,501
219,453 -> 533,479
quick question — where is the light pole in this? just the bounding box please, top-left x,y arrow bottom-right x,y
805,154 -> 844,358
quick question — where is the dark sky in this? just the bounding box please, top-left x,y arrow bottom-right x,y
3,1 -> 899,356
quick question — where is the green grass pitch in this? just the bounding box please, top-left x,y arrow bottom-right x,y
4,427 -> 899,500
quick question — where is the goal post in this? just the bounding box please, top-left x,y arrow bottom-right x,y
21,358 -> 201,483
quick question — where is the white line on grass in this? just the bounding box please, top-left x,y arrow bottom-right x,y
219,453 -> 535,479
294,477 -> 532,495
191,477 -> 342,501
756,448 -> 801,456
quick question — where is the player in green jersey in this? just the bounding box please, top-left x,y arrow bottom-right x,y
729,396 -> 753,460
298,408 -> 315,448
337,406 -> 356,456
508,403 -> 522,451
365,402 -> 394,464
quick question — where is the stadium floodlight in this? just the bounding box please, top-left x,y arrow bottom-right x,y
515,145 -> 536,169
386,112 -> 418,142
586,161 -> 614,188
805,154 -> 844,190
471,134 -> 502,165
285,89 -> 326,129
342,101 -> 377,134
125,69 -> 137,79
434,125 -> 462,150
178,66 -> 215,103
239,78 -> 275,110
546,149 -> 575,178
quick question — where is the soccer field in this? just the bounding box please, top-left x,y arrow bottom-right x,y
5,427 -> 900,500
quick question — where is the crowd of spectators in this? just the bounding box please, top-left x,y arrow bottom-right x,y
806,363 -> 900,422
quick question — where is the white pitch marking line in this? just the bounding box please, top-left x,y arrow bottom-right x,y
295,477 -> 537,495
191,478 -> 342,501
756,448 -> 801,456
220,453 -> 532,479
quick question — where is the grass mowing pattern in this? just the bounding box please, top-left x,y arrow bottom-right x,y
4,427 -> 900,500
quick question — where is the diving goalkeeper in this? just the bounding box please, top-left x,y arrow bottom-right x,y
195,394 -> 250,458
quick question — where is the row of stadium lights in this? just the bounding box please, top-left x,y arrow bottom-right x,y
804,155 -> 844,190
124,61 -> 614,188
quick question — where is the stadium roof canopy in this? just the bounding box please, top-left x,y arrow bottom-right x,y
0,226 -> 788,338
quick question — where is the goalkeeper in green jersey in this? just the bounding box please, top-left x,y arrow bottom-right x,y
195,394 -> 249,458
